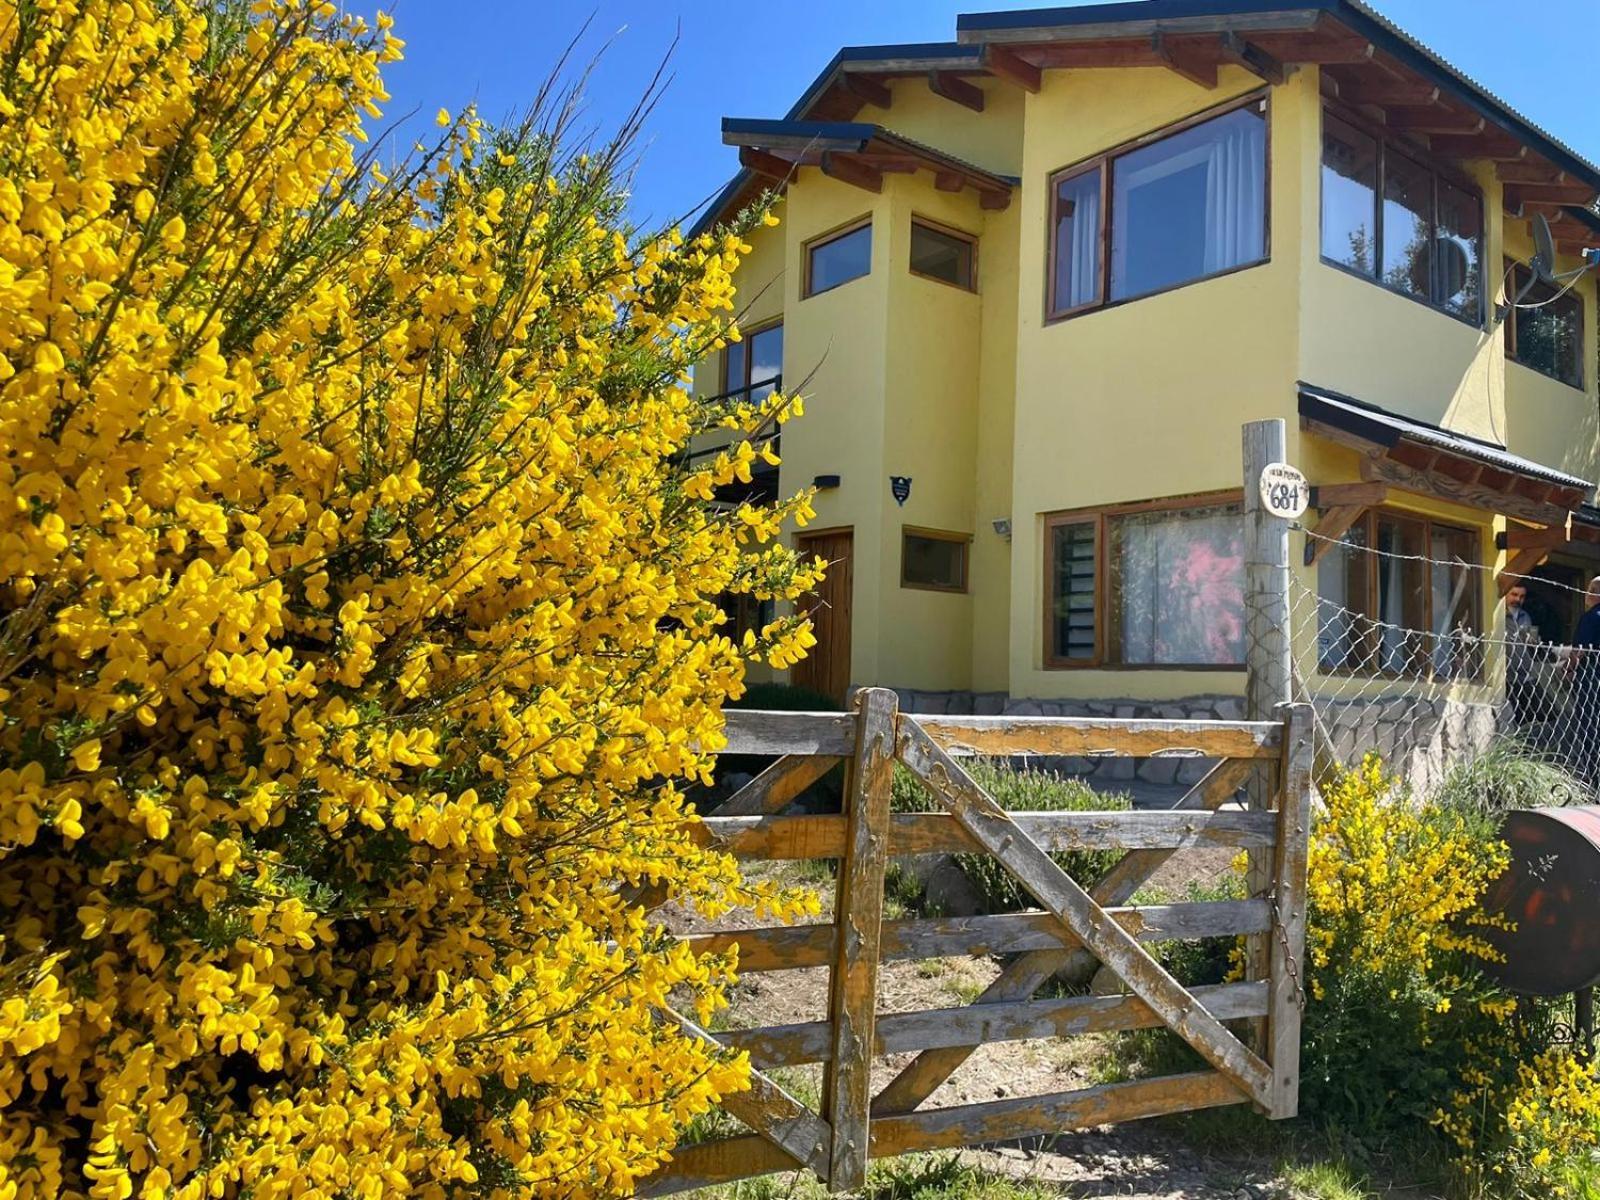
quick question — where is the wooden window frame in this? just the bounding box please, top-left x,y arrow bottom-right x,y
1314,506 -> 1486,682
1044,90 -> 1272,324
908,215 -> 979,293
803,216 -> 873,299
900,526 -> 971,594
720,318 -> 784,399
1043,489 -> 1245,671
1504,258 -> 1586,391
1318,99 -> 1486,328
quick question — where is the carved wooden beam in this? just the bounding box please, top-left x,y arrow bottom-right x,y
1151,32 -> 1218,88
982,45 -> 1041,93
1217,32 -> 1284,86
1304,505 -> 1368,567
842,73 -> 893,109
928,71 -> 984,112
738,147 -> 796,182
820,151 -> 882,193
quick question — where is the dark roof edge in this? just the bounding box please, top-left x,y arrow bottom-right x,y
956,0 -> 1600,193
1299,382 -> 1594,492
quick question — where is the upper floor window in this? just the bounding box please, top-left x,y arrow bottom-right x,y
909,219 -> 977,291
804,220 -> 871,297
1320,107 -> 1483,323
1505,263 -> 1584,389
1048,97 -> 1268,320
724,321 -> 783,402
1045,498 -> 1244,668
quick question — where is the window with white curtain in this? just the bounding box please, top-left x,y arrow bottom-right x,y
1047,97 -> 1268,318
1045,501 -> 1245,668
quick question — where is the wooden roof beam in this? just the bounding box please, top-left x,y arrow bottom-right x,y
1336,79 -> 1440,107
850,153 -> 919,173
842,73 -> 892,110
819,151 -> 882,194
981,45 -> 1041,93
1504,180 -> 1597,205
1384,107 -> 1485,136
977,188 -> 1011,211
1151,32 -> 1218,89
927,71 -> 984,112
1217,32 -> 1284,86
1246,28 -> 1374,64
933,170 -> 964,193
1498,162 -> 1569,184
738,147 -> 798,183
1429,134 -> 1528,162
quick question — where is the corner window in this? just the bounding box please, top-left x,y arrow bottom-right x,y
723,321 -> 783,402
1047,97 -> 1267,319
804,220 -> 871,297
1506,263 -> 1584,389
909,219 -> 976,290
1045,499 -> 1245,668
1320,105 -> 1483,323
902,529 -> 969,593
1315,509 -> 1482,680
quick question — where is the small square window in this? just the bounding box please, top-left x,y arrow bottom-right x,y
901,529 -> 969,592
910,220 -> 976,290
805,221 -> 872,297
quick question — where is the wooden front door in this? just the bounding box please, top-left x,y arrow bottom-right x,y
793,529 -> 854,704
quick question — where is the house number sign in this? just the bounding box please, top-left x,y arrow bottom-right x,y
1258,462 -> 1310,520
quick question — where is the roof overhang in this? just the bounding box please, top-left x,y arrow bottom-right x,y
1299,384 -> 1594,529
720,118 -> 1017,210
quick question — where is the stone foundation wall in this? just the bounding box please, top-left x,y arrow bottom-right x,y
890,687 -> 1502,795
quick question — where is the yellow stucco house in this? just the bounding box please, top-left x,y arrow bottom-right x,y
691,0 -> 1600,771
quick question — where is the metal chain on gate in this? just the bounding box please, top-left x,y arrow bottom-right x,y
1266,885 -> 1307,1012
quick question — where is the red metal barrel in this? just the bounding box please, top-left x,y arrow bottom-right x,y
1481,806 -> 1600,997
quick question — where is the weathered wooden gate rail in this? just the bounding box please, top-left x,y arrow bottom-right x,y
641,690 -> 1313,1196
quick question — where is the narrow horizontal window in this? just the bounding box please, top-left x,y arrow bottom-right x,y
909,219 -> 976,290
805,221 -> 871,297
1047,98 -> 1267,319
902,529 -> 969,593
1506,263 -> 1584,389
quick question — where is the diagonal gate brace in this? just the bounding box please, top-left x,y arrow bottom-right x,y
892,720 -> 1275,1110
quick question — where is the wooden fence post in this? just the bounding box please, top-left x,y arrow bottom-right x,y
1243,419 -> 1292,1067
1267,700 -> 1314,1118
823,687 -> 897,1191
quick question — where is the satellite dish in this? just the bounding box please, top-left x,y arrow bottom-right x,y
1531,212 -> 1558,285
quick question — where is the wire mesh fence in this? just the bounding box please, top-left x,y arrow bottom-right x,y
1288,524 -> 1600,799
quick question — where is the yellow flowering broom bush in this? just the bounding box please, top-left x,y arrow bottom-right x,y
0,2 -> 822,1196
1302,755 -> 1600,1195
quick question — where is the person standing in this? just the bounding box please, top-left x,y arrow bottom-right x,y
1568,577 -> 1600,784
1504,583 -> 1541,727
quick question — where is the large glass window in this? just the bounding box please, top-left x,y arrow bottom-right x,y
804,221 -> 871,297
1321,113 -> 1378,276
1320,105 -> 1483,323
1046,500 -> 1244,668
909,220 -> 976,290
1506,263 -> 1585,389
723,322 -> 783,402
1315,509 -> 1483,679
1046,98 -> 1267,318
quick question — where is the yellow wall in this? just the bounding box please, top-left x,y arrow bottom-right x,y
1006,65 -> 1308,702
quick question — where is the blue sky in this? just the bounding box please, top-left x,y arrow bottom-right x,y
361,1 -> 1600,230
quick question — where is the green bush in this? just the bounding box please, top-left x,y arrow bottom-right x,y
1428,741 -> 1586,825
893,761 -> 1131,912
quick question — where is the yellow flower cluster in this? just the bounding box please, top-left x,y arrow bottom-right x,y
0,2 -> 820,1197
1306,754 -> 1508,995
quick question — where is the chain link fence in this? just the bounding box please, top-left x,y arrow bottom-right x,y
1288,523 -> 1600,797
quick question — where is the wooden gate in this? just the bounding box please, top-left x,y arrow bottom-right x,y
643,689 -> 1313,1196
